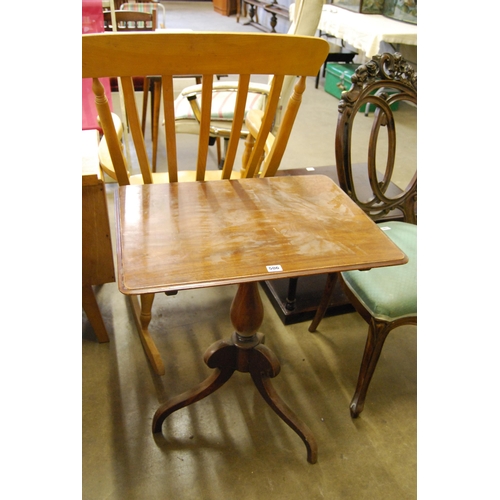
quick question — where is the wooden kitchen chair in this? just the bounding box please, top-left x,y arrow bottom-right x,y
308,52 -> 417,418
103,10 -> 158,172
103,9 -> 156,31
120,2 -> 165,28
82,31 -> 329,375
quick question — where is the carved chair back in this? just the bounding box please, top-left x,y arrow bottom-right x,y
335,53 -> 417,224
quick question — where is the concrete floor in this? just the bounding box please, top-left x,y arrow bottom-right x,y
83,3 -> 417,498
83,274 -> 416,499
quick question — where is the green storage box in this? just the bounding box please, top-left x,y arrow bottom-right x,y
325,62 -> 399,112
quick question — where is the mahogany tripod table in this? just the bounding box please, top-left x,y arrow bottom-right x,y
115,175 -> 407,463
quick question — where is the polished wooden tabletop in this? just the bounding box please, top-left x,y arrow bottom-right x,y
115,175 -> 407,295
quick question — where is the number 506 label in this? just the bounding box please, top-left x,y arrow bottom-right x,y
266,265 -> 283,273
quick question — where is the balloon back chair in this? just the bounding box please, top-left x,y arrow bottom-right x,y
82,31 -> 329,375
309,52 -> 417,418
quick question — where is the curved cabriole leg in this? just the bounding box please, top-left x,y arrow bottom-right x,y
309,273 -> 338,332
151,338 -> 246,434
152,362 -> 235,433
249,345 -> 318,464
350,318 -> 392,418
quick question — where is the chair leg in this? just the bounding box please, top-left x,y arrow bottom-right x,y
242,132 -> 255,177
216,137 -> 222,167
242,133 -> 265,178
350,318 -> 391,418
285,277 -> 298,311
220,138 -> 229,170
315,60 -> 328,89
128,293 -> 165,376
82,285 -> 109,343
214,137 -> 229,170
308,273 -> 338,332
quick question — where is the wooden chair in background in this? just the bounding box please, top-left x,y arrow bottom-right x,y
308,53 -> 417,418
172,0 -> 324,170
103,9 -> 156,31
103,10 -> 161,173
120,1 -> 166,28
82,31 -> 329,375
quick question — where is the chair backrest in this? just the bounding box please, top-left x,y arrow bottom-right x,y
82,32 -> 329,185
120,2 -> 165,29
335,52 -> 417,224
103,9 -> 156,31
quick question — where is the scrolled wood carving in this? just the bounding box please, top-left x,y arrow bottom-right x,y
351,52 -> 416,90
339,52 -> 416,112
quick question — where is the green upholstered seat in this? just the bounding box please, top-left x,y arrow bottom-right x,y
341,221 -> 417,322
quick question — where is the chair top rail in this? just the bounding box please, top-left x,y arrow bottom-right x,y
83,32 -> 329,184
82,32 -> 329,79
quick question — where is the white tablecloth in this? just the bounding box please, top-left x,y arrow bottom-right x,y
318,5 -> 417,58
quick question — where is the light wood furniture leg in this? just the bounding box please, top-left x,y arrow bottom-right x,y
82,129 -> 115,343
241,132 -> 264,178
82,285 -> 110,343
152,282 -> 318,463
129,293 -> 165,376
151,77 -> 161,172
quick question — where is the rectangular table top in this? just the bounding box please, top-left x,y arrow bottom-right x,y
115,175 -> 407,295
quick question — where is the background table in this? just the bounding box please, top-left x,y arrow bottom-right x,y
318,5 -> 417,59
